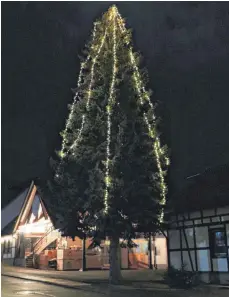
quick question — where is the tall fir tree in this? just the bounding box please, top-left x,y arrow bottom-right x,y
44,5 -> 169,284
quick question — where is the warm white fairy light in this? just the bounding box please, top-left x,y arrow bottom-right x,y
69,114 -> 86,153
104,6 -> 118,214
70,30 -> 107,153
60,22 -> 98,158
130,51 -> 167,222
56,5 -> 168,225
116,12 -> 168,222
55,24 -> 107,179
129,48 -> 167,222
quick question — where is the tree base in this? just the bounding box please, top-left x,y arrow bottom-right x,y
109,235 -> 122,284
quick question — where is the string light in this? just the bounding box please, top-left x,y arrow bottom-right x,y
56,5 -> 169,225
70,30 -> 107,153
60,22 -> 98,158
129,49 -> 167,222
116,12 -> 168,222
104,6 -> 118,214
55,24 -> 107,179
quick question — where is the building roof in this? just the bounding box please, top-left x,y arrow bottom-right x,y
1,187 -> 30,231
170,163 -> 229,213
1,216 -> 18,236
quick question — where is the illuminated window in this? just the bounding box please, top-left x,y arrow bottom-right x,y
3,241 -> 6,253
210,229 -> 227,258
5,240 -> 11,253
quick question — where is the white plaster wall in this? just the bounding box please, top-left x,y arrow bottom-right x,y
212,258 -> 228,272
221,215 -> 229,222
168,230 -> 180,250
217,207 -> 229,215
211,217 -> 220,223
197,249 -> 211,271
155,237 -> 167,266
182,250 -> 196,271
170,251 -> 182,269
181,228 -> 194,248
195,226 -> 209,247
202,209 -> 215,217
202,218 -> 211,223
190,211 -> 201,219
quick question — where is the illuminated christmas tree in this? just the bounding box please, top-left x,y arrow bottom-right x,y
47,5 -> 169,283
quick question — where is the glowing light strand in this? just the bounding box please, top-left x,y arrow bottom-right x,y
104,7 -> 118,214
117,13 -> 168,222
70,29 -> 107,153
60,22 -> 98,157
55,24 -> 107,179
129,51 -> 167,222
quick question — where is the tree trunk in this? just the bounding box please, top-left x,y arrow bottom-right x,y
81,235 -> 86,271
148,233 -> 153,269
109,235 -> 122,284
153,236 -> 157,269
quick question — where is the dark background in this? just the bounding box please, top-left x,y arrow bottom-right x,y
2,2 -> 229,207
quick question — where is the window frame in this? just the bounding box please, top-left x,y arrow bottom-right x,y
209,227 -> 227,259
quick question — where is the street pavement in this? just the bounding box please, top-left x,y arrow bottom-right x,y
2,266 -> 167,289
2,265 -> 164,283
1,275 -> 178,297
2,266 -> 228,297
2,275 -> 106,297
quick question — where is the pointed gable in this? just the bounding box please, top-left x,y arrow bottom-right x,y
13,182 -> 50,233
26,195 -> 46,224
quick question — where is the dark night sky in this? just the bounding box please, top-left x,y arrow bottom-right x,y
2,2 -> 229,206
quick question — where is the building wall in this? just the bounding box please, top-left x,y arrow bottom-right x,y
128,235 -> 167,269
1,235 -> 16,261
168,206 -> 229,284
56,234 -> 167,270
14,258 -> 26,267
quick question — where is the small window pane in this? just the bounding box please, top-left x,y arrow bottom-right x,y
3,241 -> 6,253
7,240 -> 11,253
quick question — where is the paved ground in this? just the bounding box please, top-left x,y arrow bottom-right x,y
2,265 -> 164,284
2,265 -> 167,289
2,275 -> 229,297
2,266 -> 229,297
2,276 -> 85,297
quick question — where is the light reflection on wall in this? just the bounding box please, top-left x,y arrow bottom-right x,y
17,219 -> 52,234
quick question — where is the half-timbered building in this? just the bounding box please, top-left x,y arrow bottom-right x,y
168,164 -> 229,284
